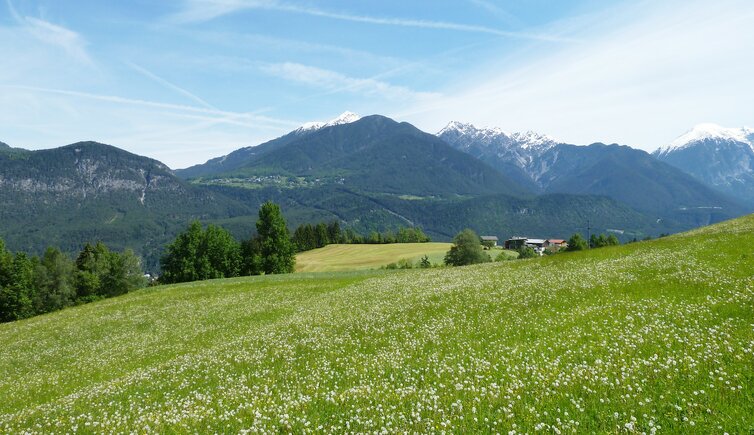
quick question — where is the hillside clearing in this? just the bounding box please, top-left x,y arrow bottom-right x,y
1,217 -> 753,432
295,242 -> 453,272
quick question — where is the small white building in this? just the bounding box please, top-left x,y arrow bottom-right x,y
525,238 -> 547,255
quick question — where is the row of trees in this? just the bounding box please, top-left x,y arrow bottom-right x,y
359,227 -> 430,245
291,221 -> 350,252
160,201 -> 295,284
565,233 -> 621,251
0,240 -> 146,323
291,222 -> 430,252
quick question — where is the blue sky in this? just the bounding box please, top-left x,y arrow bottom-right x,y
1,0 -> 752,168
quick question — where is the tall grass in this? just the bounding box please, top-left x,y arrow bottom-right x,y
1,217 -> 753,433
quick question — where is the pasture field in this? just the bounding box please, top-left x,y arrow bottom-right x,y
294,242 -> 453,272
1,216 -> 754,433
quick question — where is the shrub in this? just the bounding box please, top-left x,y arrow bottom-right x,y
444,229 -> 491,266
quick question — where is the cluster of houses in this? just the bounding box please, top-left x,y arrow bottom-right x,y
480,236 -> 568,255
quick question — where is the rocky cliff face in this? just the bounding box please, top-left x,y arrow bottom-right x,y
0,142 -> 183,200
0,141 -> 253,272
437,121 -> 559,191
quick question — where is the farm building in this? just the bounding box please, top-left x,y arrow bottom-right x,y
545,239 -> 568,250
505,237 -> 567,254
504,237 -> 527,250
525,238 -> 546,249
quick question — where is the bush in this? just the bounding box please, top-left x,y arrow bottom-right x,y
444,229 -> 491,266
566,233 -> 588,251
495,251 -> 515,262
517,246 -> 537,259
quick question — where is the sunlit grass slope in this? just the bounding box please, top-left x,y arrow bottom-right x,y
295,242 -> 453,272
2,217 -> 754,433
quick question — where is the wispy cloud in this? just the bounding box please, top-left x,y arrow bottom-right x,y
5,0 -> 92,64
259,62 -> 439,101
188,31 -> 406,71
3,84 -> 298,129
126,61 -> 217,110
467,0 -> 522,27
400,0 -> 754,151
0,84 -> 300,168
173,0 -> 576,43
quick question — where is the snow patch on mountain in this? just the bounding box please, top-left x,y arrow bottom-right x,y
296,111 -> 361,134
656,123 -> 753,155
437,121 -> 558,152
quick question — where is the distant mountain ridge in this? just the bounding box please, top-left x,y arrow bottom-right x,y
0,141 -> 254,271
655,124 -> 754,155
180,114 -> 528,198
294,111 -> 361,133
3,117 -> 751,274
437,121 -> 558,191
438,121 -> 746,227
653,124 -> 754,207
177,112 -> 363,179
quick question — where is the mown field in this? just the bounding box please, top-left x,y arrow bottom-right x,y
1,216 -> 753,432
295,242 -> 453,272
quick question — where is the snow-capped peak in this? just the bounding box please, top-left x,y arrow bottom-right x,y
658,123 -> 753,154
296,111 -> 361,133
438,121 -> 507,137
438,121 -> 557,151
326,111 -> 361,126
509,130 -> 559,150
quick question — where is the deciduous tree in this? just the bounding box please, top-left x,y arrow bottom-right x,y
444,229 -> 491,266
256,201 -> 295,274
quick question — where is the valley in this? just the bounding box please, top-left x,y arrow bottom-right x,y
3,2 -> 751,433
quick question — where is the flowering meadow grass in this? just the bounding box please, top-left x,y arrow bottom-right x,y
295,243 -> 453,272
1,216 -> 753,433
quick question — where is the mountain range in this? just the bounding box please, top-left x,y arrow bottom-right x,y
180,114 -> 525,198
1,114 -> 751,272
653,124 -> 754,207
437,122 -> 745,228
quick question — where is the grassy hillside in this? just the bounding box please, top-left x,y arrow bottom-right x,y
295,242 -> 453,272
1,216 -> 753,432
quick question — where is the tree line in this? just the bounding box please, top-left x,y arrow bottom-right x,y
0,240 -> 146,323
160,201 -> 295,284
160,204 -> 432,283
1,198 -> 629,323
565,233 -> 620,251
291,222 -> 430,252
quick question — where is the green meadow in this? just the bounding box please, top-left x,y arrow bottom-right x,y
294,242 -> 453,272
1,216 -> 753,433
